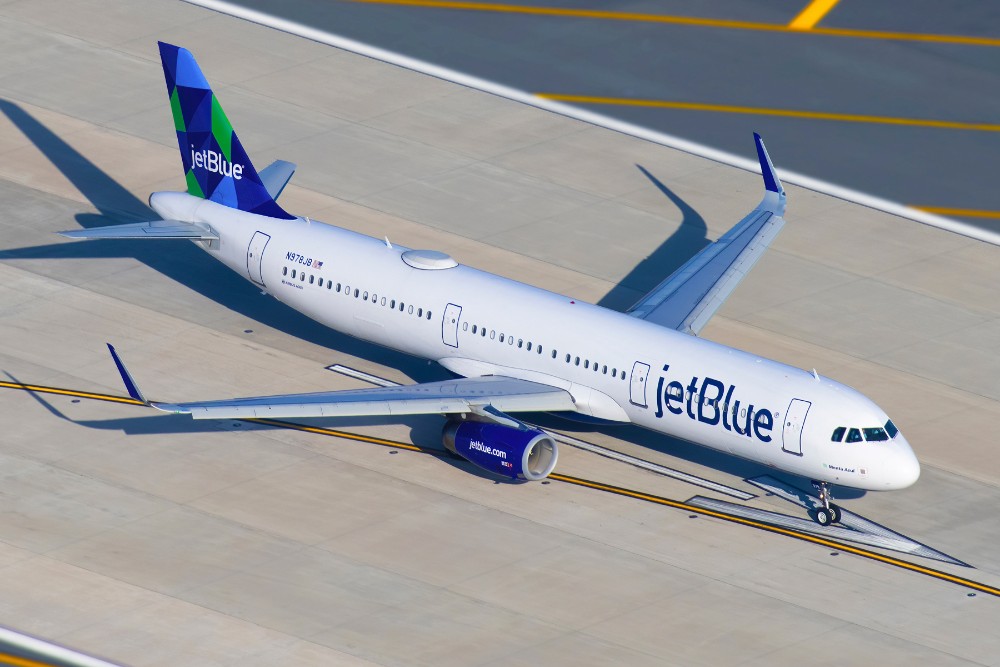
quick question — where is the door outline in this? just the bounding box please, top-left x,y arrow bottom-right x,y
442,303 -> 462,348
782,398 -> 812,456
247,231 -> 271,286
629,361 -> 651,408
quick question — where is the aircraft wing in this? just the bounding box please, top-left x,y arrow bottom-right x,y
58,220 -> 219,240
107,345 -> 575,420
626,134 -> 786,336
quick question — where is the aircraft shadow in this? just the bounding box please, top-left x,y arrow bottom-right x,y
0,100 -> 444,385
597,165 -> 710,311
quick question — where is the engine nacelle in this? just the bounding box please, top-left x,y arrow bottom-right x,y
442,420 -> 558,481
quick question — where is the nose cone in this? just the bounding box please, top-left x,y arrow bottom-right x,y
886,436 -> 921,489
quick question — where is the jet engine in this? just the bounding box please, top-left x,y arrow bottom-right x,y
442,419 -> 558,481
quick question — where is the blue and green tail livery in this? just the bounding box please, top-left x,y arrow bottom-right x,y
158,42 -> 294,220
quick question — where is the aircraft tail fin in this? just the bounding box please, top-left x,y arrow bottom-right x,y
157,42 -> 294,220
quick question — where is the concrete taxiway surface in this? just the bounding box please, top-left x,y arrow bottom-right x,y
229,0 -> 1000,227
1,1 -> 1000,665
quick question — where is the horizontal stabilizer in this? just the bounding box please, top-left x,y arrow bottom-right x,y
259,160 -> 296,200
59,220 -> 219,241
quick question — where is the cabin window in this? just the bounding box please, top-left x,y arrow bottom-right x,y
846,428 -> 863,443
318,278 -> 324,287
621,371 -> 627,380
418,308 -> 423,317
408,305 -> 414,314
363,291 -> 369,300
372,293 -> 377,302
400,302 -> 405,311
584,360 -> 589,369
291,270 -> 297,279
472,325 -> 477,334
537,346 -> 543,354
499,333 -> 504,342
390,299 -> 395,308
575,356 -> 580,366
463,322 -> 468,331
566,354 -> 571,363
282,267 -> 288,276
300,273 -> 305,282
831,427 -> 846,442
602,365 -> 607,374
552,350 -> 557,359
480,326 -> 486,336
526,342 -> 532,351
307,275 -> 313,285
508,336 -> 514,346
327,281 -> 332,290
381,297 -> 386,306
337,283 -> 342,292
593,363 -> 599,372
517,339 -> 523,349
354,289 -> 359,297
490,330 -> 495,340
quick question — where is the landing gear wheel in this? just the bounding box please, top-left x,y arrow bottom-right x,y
814,507 -> 833,527
829,503 -> 842,525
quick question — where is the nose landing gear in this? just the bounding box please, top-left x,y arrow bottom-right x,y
811,480 -> 842,526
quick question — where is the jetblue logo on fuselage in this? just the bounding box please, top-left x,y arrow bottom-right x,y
653,365 -> 774,442
190,146 -> 243,180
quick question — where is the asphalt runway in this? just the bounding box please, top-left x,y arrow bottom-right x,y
229,0 -> 1000,228
2,1 -> 1000,665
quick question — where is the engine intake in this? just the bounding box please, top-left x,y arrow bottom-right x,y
442,420 -> 558,481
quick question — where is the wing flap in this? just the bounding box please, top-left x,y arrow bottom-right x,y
59,220 -> 219,240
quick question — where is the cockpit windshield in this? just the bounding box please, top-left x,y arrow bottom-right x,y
863,427 -> 889,442
831,420 -> 899,443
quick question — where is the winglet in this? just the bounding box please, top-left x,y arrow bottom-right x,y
753,133 -> 786,214
754,133 -> 783,194
107,344 -> 148,405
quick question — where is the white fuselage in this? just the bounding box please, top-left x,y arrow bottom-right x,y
152,192 -> 920,491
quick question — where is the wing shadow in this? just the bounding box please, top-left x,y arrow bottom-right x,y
597,165 -> 710,311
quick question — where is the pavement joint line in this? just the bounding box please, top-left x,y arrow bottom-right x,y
788,0 -> 840,30
183,0 -> 1000,248
535,95 -> 1000,133
343,0 -> 1000,48
2,378 -> 997,598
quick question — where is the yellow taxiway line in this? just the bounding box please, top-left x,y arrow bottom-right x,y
2,379 -> 998,598
348,0 -> 1000,48
788,0 -> 840,30
534,94 -> 1000,133
912,206 -> 1000,219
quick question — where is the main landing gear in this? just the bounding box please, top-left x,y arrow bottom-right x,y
811,480 -> 842,526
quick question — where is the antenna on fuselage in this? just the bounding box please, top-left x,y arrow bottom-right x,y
811,369 -> 820,381
385,236 -> 393,249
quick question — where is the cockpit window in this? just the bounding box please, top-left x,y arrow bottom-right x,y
831,427 -> 846,442
885,419 -> 898,439
863,427 -> 889,442
845,428 -> 863,443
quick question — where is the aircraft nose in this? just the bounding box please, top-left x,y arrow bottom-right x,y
887,437 -> 920,489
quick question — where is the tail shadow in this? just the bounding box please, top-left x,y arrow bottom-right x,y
0,100 -> 443,385
598,165 -> 710,311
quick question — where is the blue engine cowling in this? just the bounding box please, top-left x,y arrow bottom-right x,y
442,420 -> 558,481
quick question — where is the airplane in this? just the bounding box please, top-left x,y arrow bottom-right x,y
61,42 -> 920,527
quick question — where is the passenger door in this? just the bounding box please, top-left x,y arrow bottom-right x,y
442,303 -> 462,348
246,231 -> 270,286
782,398 -> 811,456
629,361 -> 651,408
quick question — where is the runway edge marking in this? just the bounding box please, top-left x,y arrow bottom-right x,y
182,0 -> 1000,247
2,379 -> 997,598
